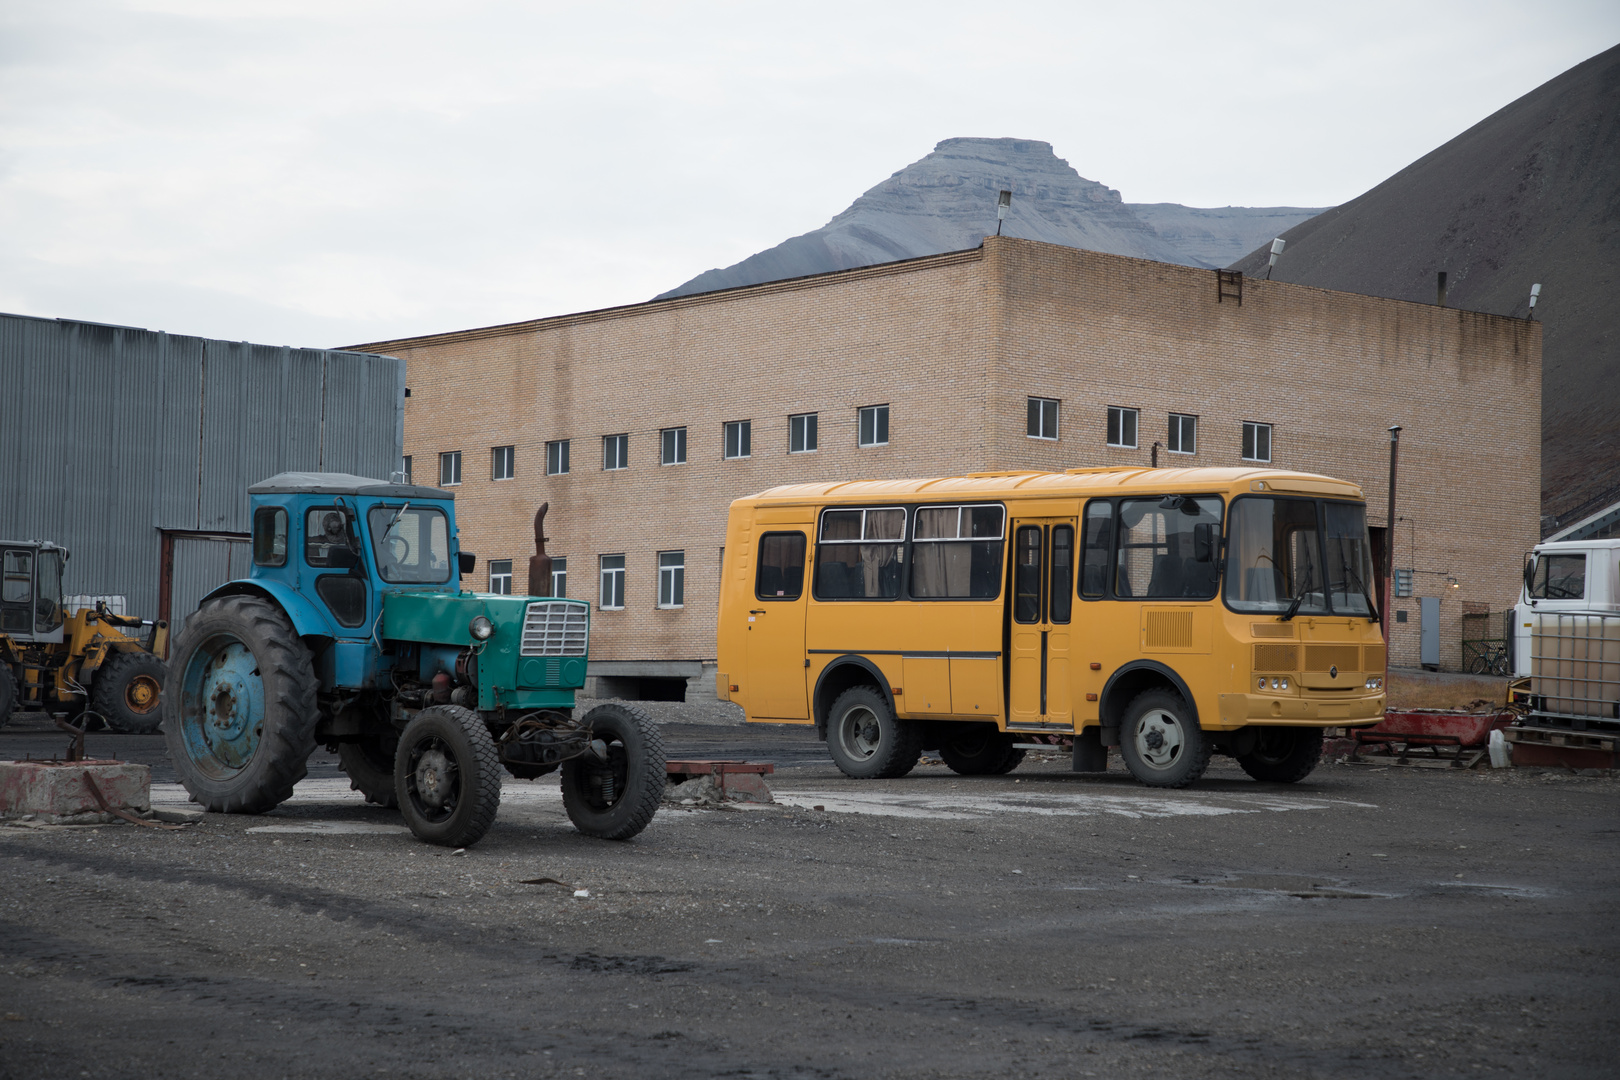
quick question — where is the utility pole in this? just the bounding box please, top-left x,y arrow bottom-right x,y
1383,426 -> 1401,644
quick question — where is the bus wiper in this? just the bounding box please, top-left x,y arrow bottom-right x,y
1279,565 -> 1316,622
1344,561 -> 1380,624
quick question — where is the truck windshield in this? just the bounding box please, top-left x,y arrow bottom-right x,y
1529,554 -> 1586,599
1225,496 -> 1329,616
368,506 -> 452,584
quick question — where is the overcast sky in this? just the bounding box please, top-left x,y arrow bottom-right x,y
2,1 -> 1614,349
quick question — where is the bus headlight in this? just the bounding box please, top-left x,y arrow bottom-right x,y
470,615 -> 494,641
1365,675 -> 1383,690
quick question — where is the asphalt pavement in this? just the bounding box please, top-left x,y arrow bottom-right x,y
1,711 -> 1616,1079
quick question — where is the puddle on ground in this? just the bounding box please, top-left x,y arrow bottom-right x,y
1178,873 -> 1392,900
245,821 -> 411,836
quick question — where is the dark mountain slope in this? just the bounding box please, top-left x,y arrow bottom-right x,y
1230,44 -> 1620,521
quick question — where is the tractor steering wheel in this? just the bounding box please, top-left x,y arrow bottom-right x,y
388,535 -> 413,565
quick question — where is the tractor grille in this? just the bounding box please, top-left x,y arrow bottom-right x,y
520,601 -> 589,657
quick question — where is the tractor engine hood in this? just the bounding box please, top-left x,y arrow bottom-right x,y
381,591 -> 533,648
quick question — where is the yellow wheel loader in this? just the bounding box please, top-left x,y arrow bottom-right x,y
0,540 -> 169,733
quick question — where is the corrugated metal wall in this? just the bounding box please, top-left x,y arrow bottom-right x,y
169,536 -> 253,637
0,312 -> 405,620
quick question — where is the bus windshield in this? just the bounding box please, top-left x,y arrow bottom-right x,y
1225,496 -> 1375,618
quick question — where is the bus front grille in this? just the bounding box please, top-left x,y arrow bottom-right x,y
1305,644 -> 1361,674
1253,644 -> 1298,672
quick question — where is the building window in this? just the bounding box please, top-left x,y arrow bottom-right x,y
660,427 -> 687,465
491,445 -> 514,481
488,559 -> 513,594
402,456 -> 413,484
1027,397 -> 1059,440
724,420 -> 751,460
603,434 -> 628,471
439,451 -> 462,486
790,412 -> 818,453
550,557 -> 567,598
599,554 -> 625,609
547,439 -> 570,476
858,404 -> 889,447
658,551 -> 685,608
1168,413 -> 1197,455
1106,406 -> 1138,449
1242,421 -> 1272,463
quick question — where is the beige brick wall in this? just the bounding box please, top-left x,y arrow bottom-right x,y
360,236 -> 1540,674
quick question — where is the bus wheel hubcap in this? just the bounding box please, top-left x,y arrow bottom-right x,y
1136,711 -> 1183,768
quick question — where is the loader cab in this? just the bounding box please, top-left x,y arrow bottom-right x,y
244,473 -> 467,641
0,540 -> 67,645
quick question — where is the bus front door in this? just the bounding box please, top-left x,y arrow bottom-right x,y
745,530 -> 811,721
1007,519 -> 1076,731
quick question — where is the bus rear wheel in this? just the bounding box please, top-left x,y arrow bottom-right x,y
827,686 -> 920,780
938,724 -> 1025,775
1118,689 -> 1211,789
1236,727 -> 1323,783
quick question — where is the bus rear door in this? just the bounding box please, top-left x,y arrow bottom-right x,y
745,530 -> 811,720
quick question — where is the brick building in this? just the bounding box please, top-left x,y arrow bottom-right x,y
355,237 -> 1541,696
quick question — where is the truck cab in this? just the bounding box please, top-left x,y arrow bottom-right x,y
1512,538 -> 1620,677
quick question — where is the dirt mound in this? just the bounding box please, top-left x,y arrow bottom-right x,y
1229,44 -> 1620,522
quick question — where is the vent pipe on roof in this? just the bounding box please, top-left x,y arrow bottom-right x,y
1528,283 -> 1542,321
996,190 -> 1012,237
1265,238 -> 1286,280
1437,272 -> 1449,308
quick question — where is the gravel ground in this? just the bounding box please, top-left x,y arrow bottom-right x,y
1,716 -> 1616,1079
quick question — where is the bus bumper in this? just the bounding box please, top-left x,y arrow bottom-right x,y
1218,692 -> 1385,727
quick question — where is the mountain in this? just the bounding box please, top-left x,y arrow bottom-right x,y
656,138 -> 1323,299
1228,44 -> 1620,525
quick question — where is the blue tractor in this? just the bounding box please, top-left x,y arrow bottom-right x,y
162,472 -> 664,847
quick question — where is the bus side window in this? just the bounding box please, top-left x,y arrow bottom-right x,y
1081,502 -> 1112,599
756,533 -> 806,600
1013,526 -> 1043,623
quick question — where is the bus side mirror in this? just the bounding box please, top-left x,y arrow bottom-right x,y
459,551 -> 477,576
1193,523 -> 1218,563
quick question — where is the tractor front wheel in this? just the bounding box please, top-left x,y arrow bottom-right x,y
561,703 -> 665,840
395,705 -> 502,847
162,595 -> 319,813
95,649 -> 166,734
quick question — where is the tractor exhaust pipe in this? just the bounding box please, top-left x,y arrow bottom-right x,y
527,503 -> 554,597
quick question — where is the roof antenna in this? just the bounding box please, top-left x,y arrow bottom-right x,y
1265,238 -> 1286,280
996,190 -> 1012,236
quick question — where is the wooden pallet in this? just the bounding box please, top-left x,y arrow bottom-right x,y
1504,727 -> 1619,753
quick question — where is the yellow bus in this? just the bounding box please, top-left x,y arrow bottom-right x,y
715,466 -> 1386,788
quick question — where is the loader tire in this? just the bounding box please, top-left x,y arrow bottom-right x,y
0,664 -> 16,730
163,594 -> 319,814
95,649 -> 166,734
562,702 -> 665,840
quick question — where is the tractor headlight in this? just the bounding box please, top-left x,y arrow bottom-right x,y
1365,675 -> 1383,690
470,615 -> 494,641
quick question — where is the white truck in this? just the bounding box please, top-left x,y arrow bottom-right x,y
1512,538 -> 1620,731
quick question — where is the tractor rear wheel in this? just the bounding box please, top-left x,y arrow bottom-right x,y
163,595 -> 319,814
396,705 -> 502,847
339,735 -> 400,807
94,649 -> 166,734
561,702 -> 665,840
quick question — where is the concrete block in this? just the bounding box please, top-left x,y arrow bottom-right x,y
0,760 -> 151,825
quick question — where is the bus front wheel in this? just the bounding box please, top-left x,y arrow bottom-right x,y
827,686 -> 921,780
1118,689 -> 1211,789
